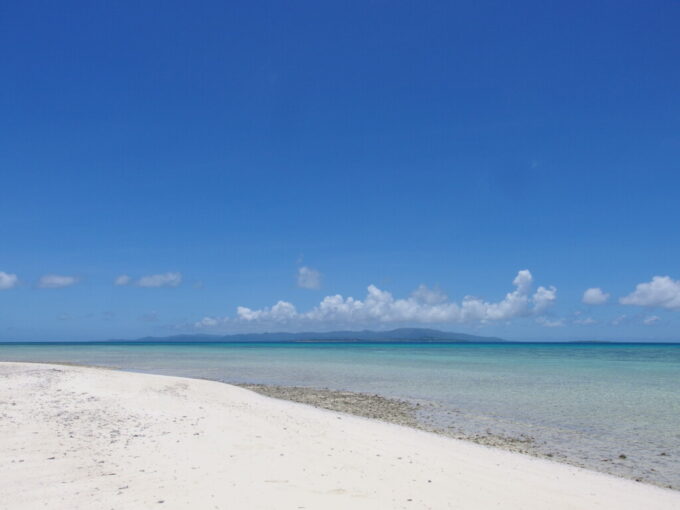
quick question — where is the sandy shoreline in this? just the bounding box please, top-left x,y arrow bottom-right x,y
2,362 -> 679,509
238,383 -> 677,488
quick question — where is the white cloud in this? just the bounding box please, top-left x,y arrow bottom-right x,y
611,314 -> 627,326
195,269 -> 557,329
114,273 -> 183,287
237,300 -> 298,321
536,317 -> 565,327
643,315 -> 660,325
195,316 -> 219,328
297,266 -> 321,289
532,285 -> 557,313
38,274 -> 78,289
582,287 -> 610,305
0,271 -> 19,290
411,284 -> 448,305
620,276 -> 680,310
114,274 -> 132,286
137,272 -> 182,288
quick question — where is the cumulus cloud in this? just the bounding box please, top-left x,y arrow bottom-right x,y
532,285 -> 557,313
643,315 -> 660,325
297,266 -> 321,289
582,287 -> 610,305
38,274 -> 78,289
237,300 -> 298,321
195,269 -> 557,329
195,316 -> 219,328
136,272 -> 182,288
620,276 -> 680,310
114,274 -> 132,286
411,284 -> 448,305
0,271 -> 19,290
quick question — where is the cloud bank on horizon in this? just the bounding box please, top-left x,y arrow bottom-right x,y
2,266 -> 680,334
196,270 -> 558,330
191,273 -> 680,332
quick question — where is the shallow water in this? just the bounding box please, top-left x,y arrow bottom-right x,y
2,341 -> 679,488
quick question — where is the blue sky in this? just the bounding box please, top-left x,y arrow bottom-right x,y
1,1 -> 679,341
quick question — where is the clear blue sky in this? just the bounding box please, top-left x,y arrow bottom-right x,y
1,1 -> 679,341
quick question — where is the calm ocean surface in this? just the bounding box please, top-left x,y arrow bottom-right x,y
2,341 -> 679,487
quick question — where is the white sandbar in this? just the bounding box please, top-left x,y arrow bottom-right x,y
1,362 -> 678,509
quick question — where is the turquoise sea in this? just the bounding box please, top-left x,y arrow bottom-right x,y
2,341 -> 679,488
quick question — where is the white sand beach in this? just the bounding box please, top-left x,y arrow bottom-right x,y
1,362 -> 678,510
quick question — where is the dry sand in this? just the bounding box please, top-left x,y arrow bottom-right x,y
1,362 -> 678,509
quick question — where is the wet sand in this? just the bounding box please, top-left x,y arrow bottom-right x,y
240,383 -> 676,488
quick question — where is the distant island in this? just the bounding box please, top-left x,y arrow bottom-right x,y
108,328 -> 504,343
